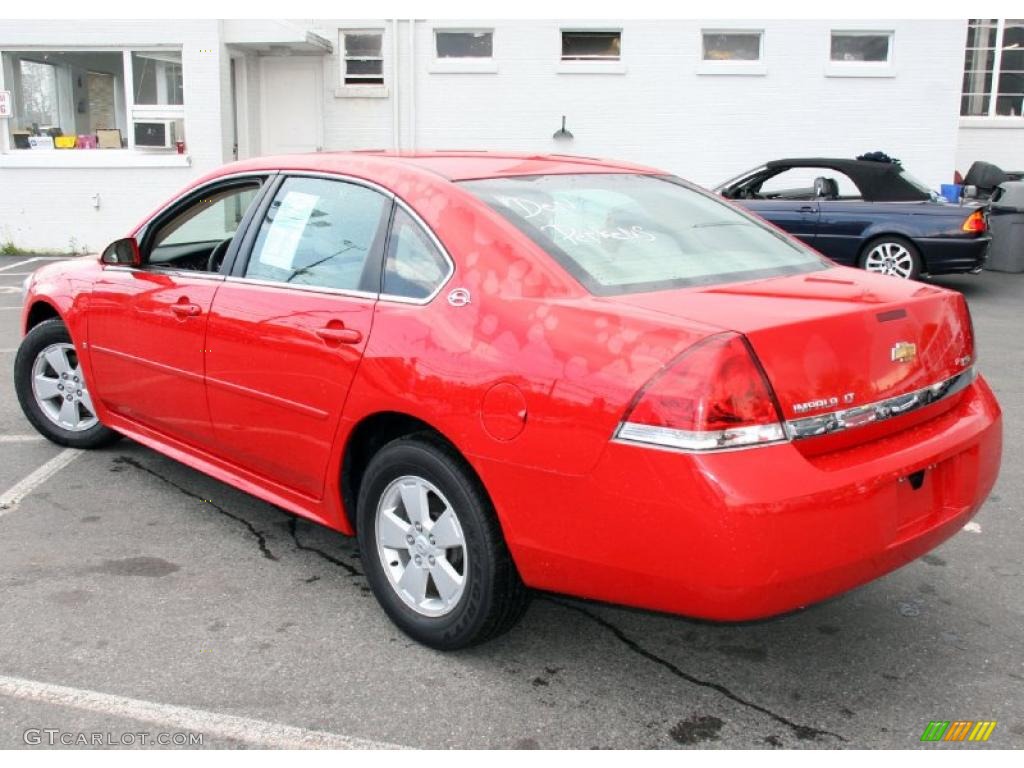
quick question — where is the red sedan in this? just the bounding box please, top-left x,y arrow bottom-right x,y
14,152 -> 1002,649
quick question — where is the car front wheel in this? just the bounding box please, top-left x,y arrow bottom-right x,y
14,318 -> 119,448
859,236 -> 923,280
356,434 -> 529,650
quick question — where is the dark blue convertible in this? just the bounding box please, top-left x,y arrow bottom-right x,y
715,157 -> 990,280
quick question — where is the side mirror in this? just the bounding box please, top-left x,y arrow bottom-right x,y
100,237 -> 141,267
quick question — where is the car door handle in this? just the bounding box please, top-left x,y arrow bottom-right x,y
315,327 -> 363,345
799,205 -> 817,213
170,303 -> 202,317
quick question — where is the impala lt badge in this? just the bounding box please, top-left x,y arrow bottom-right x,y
891,341 -> 917,363
793,396 -> 840,415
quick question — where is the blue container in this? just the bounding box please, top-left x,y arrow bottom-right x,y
941,183 -> 963,201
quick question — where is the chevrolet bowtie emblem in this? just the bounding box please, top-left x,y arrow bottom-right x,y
891,341 -> 917,363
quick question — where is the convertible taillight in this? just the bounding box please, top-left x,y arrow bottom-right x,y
616,333 -> 787,452
962,209 -> 987,234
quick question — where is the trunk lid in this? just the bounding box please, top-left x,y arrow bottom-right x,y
606,267 -> 973,426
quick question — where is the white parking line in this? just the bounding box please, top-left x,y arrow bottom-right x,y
0,674 -> 404,749
0,448 -> 82,512
0,435 -> 45,443
0,258 -> 41,273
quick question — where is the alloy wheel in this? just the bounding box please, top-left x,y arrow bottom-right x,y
374,474 -> 468,617
864,242 -> 915,279
30,342 -> 98,432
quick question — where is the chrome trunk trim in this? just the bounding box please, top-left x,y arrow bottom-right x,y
784,367 -> 975,440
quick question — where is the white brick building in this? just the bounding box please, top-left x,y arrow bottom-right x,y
0,19 -> 1020,252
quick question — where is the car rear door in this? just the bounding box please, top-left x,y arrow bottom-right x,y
87,176 -> 266,449
202,174 -> 391,499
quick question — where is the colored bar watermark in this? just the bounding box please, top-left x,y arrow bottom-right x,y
920,721 -> 997,742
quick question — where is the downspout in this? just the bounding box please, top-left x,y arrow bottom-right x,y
392,18 -> 401,151
408,18 -> 416,151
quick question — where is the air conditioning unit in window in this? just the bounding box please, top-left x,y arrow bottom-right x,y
133,119 -> 179,149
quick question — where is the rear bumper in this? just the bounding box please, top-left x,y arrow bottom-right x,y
485,375 -> 1002,620
919,235 -> 990,275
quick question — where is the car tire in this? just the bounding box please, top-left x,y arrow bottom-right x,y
858,236 -> 923,280
14,318 -> 120,449
356,433 -> 530,650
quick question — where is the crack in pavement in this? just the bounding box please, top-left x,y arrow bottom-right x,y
112,456 -> 278,561
544,597 -> 845,744
285,515 -> 362,578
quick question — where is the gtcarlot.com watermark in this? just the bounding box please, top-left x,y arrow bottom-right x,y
24,728 -> 203,747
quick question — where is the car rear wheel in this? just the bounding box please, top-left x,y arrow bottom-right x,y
356,434 -> 529,649
14,318 -> 119,448
859,236 -> 922,280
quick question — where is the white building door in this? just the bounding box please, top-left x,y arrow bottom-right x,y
259,56 -> 323,155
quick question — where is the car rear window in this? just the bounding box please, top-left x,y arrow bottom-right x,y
460,173 -> 827,295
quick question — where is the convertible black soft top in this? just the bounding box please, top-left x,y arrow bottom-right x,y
765,158 -> 931,203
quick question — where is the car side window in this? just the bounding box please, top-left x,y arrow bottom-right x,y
148,183 -> 261,270
758,168 -> 861,200
245,177 -> 388,292
382,207 -> 451,300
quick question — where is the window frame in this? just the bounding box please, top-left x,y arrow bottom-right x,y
339,29 -> 385,88
697,28 -> 766,76
223,171 -> 452,305
430,27 -> 497,74
961,19 -> 1024,121
825,29 -> 895,78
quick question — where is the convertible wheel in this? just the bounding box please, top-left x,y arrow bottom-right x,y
14,318 -> 119,448
860,237 -> 922,280
357,434 -> 529,650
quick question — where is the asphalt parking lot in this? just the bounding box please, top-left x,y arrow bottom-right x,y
0,254 -> 1021,750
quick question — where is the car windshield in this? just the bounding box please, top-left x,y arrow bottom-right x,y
461,174 -> 827,296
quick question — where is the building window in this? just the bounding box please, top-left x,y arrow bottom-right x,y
2,48 -> 186,153
962,19 -> 1024,117
435,30 -> 493,59
702,31 -> 762,61
830,31 -> 892,63
561,30 -> 621,61
342,30 -> 384,85
131,51 -> 183,105
17,59 -> 59,128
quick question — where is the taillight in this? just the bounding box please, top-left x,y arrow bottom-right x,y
955,293 -> 976,366
616,333 -> 787,451
962,209 -> 986,234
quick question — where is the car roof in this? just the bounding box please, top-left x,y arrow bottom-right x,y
764,157 -> 931,202
216,150 -> 663,183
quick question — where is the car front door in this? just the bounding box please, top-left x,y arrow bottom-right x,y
87,177 -> 266,449
202,174 -> 390,499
